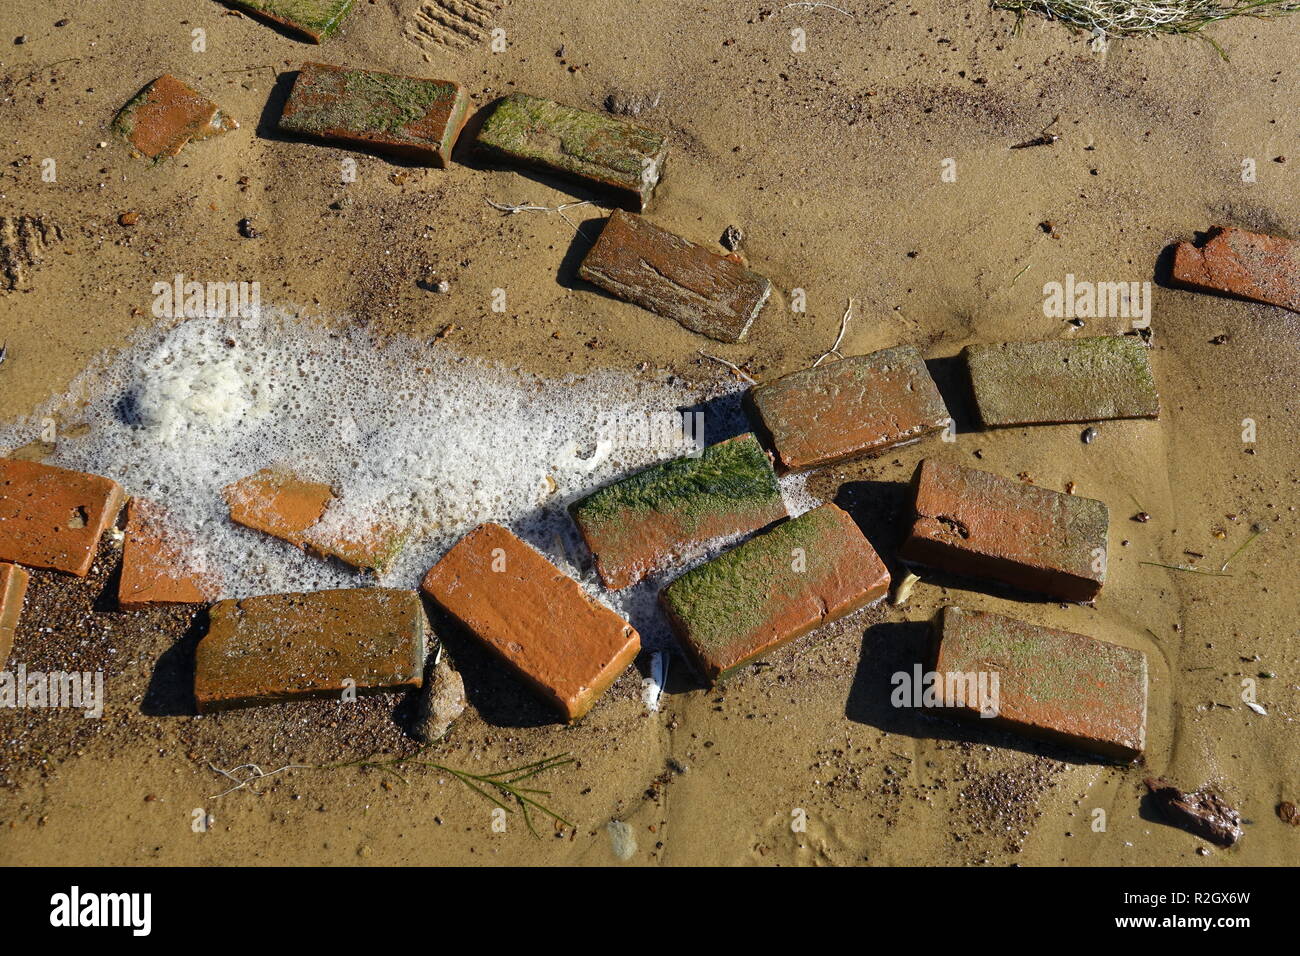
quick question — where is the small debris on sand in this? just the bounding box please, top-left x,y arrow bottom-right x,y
721,224 -> 744,251
412,652 -> 467,743
605,89 -> 662,117
1145,777 -> 1243,847
1278,801 -> 1300,826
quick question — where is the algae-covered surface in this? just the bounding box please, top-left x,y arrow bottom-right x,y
228,0 -> 355,41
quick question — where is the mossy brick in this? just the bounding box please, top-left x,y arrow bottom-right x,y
899,458 -> 1108,602
118,498 -> 219,609
571,433 -> 787,590
965,336 -> 1159,428
660,502 -> 889,684
474,93 -> 669,210
747,345 -> 950,472
931,606 -> 1147,762
579,210 -> 772,342
1171,226 -> 1300,313
112,75 -> 238,162
194,587 -> 426,713
225,0 -> 355,42
421,522 -> 640,722
278,62 -> 469,167
0,459 -> 125,576
0,563 -> 30,669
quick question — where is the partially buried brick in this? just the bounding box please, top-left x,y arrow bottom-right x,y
224,0 -> 355,43
965,336 -> 1159,428
571,433 -> 786,590
1171,226 -> 1299,313
0,563 -> 30,669
421,523 -> 640,722
747,345 -> 950,472
0,459 -> 125,576
194,587 -> 426,713
475,93 -> 668,210
113,75 -> 237,162
899,458 -> 1108,602
579,210 -> 771,342
223,468 -> 405,573
118,498 -> 219,609
660,502 -> 889,684
931,606 -> 1147,763
278,62 -> 469,167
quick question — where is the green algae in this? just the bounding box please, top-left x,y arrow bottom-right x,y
228,0 -> 355,40
282,67 -> 461,140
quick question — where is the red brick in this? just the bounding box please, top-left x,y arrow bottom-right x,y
899,458 -> 1107,602
118,498 -> 219,609
112,74 -> 237,162
421,523 -> 640,721
747,346 -> 950,472
0,459 -> 125,576
932,606 -> 1147,762
1171,226 -> 1300,312
0,563 -> 30,669
194,587 -> 426,713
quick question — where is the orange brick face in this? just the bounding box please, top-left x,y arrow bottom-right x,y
0,459 -> 125,576
0,562 -> 30,668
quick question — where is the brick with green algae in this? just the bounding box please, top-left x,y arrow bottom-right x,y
112,75 -> 238,162
930,606 -> 1147,762
571,433 -> 787,590
475,93 -> 669,210
660,502 -> 889,684
224,0 -> 355,43
278,62 -> 469,166
964,336 -> 1159,428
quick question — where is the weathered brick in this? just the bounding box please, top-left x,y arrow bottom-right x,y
579,210 -> 771,342
0,459 -> 125,576
661,503 -> 889,684
965,336 -> 1159,428
0,563 -> 30,669
571,433 -> 786,590
475,93 -> 669,210
421,523 -> 640,721
225,0 -> 355,42
747,346 -> 950,472
1172,226 -> 1300,312
278,62 -> 469,167
194,587 -> 426,713
899,458 -> 1107,602
223,469 -> 405,573
118,498 -> 218,609
931,606 -> 1147,762
112,75 -> 238,162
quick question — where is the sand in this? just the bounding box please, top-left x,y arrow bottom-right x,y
1,1 -> 1297,865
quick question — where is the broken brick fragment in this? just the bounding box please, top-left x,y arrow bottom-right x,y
421,523 -> 640,722
660,502 -> 889,684
112,75 -> 238,162
1145,777 -> 1243,847
118,498 -> 219,609
194,587 -> 426,713
899,458 -> 1108,602
0,562 -> 30,668
965,336 -> 1159,428
747,345 -> 951,471
475,93 -> 669,210
224,0 -> 355,43
570,433 -> 786,590
278,62 -> 469,166
0,459 -> 125,576
1171,226 -> 1300,313
579,210 -> 772,342
931,606 -> 1147,762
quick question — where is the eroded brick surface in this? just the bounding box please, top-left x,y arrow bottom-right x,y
579,210 -> 771,342
194,587 -> 426,713
421,522 -> 640,721
966,336 -> 1159,427
1172,226 -> 1300,312
226,0 -> 355,42
899,458 -> 1108,602
932,606 -> 1147,762
0,563 -> 30,668
747,346 -> 950,471
661,502 -> 889,684
0,459 -> 125,576
475,93 -> 669,210
279,62 -> 469,166
571,433 -> 786,590
112,75 -> 237,161
118,498 -> 218,609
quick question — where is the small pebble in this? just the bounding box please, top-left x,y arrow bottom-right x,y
237,217 -> 259,239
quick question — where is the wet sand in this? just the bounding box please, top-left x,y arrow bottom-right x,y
1,1 -> 1297,865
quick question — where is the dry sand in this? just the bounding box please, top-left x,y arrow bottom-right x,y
0,1 -> 1297,865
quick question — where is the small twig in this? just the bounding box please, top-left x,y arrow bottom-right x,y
781,1 -> 855,15
208,762 -> 309,798
699,349 -> 758,384
485,198 -> 601,241
1139,561 -> 1233,578
1220,526 -> 1265,572
813,298 -> 853,367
